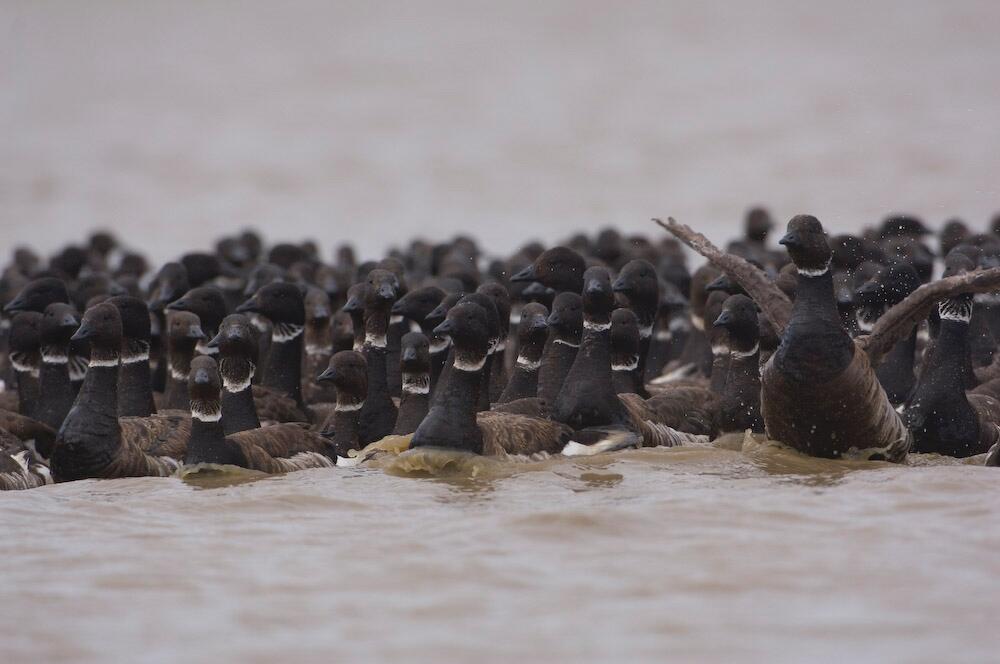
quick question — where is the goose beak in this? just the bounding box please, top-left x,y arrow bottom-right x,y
611,276 -> 632,294
510,264 -> 537,283
206,331 -> 223,348
71,322 -> 95,341
401,347 -> 418,363
192,367 -> 213,385
546,310 -> 562,326
3,296 -> 27,314
165,298 -> 188,312
235,297 -> 259,314
342,296 -> 363,314
528,317 -> 549,333
778,232 -> 800,249
585,279 -> 604,296
433,319 -> 455,337
376,284 -> 397,301
60,313 -> 80,329
188,325 -> 206,340
317,366 -> 336,382
713,311 -> 733,328
705,275 -> 728,292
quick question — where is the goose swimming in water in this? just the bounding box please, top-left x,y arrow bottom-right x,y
658,215 -> 1000,461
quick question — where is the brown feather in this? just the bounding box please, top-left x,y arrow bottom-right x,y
252,385 -> 310,423
228,424 -> 334,472
0,409 -> 57,457
476,411 -> 571,457
120,411 -> 192,460
761,342 -> 910,461
617,393 -> 711,447
635,387 -> 718,435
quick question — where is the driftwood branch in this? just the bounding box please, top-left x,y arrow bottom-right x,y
862,267 -> 1000,366
654,217 -> 793,334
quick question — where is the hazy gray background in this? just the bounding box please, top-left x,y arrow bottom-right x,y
2,0 -> 998,262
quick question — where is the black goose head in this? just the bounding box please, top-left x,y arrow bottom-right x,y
391,285 -> 445,323
522,281 -> 556,308
304,286 -> 332,326
9,311 -> 43,365
72,302 -> 123,360
547,292 -> 583,343
517,302 -> 549,348
207,314 -> 259,361
940,219 -> 970,257
830,234 -> 866,272
433,300 -> 492,368
714,294 -> 760,352
167,286 -> 227,333
745,207 -> 773,243
236,282 -> 304,326
188,355 -> 223,417
148,262 -> 190,312
854,263 -> 920,333
166,311 -> 205,346
4,277 -> 69,314
362,269 -> 400,313
612,259 -> 660,312
582,266 -> 614,323
510,246 -> 586,294
180,252 -> 222,288
318,350 -> 368,405
108,295 -> 152,343
458,293 -> 500,351
610,308 -> 640,357
73,274 -> 128,313
243,263 -> 286,297
400,332 -> 431,373
342,283 -> 366,315
476,282 -> 511,338
779,215 -> 832,275
40,303 -> 80,348
425,292 -> 463,330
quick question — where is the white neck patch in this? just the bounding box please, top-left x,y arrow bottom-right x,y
583,320 -> 611,332
612,355 -> 639,371
121,350 -> 150,365
42,352 -> 69,365
654,330 -> 672,342
690,315 -> 705,331
429,338 -> 450,353
273,323 -> 304,343
797,260 -> 831,278
169,363 -> 188,381
191,404 -> 222,422
732,342 -> 759,359
335,400 -> 364,412
365,333 -> 387,349
638,324 -> 653,339
389,315 -> 405,325
196,340 -> 218,355
402,374 -> 430,395
454,356 -> 487,372
515,356 -> 541,371
223,374 -> 253,393
711,344 -> 729,356
553,338 -> 580,348
89,357 -> 119,368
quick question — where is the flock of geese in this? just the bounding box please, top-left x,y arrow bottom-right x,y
3,209 -> 1000,490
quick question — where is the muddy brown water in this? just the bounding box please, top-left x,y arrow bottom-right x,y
3,1 -> 1000,661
